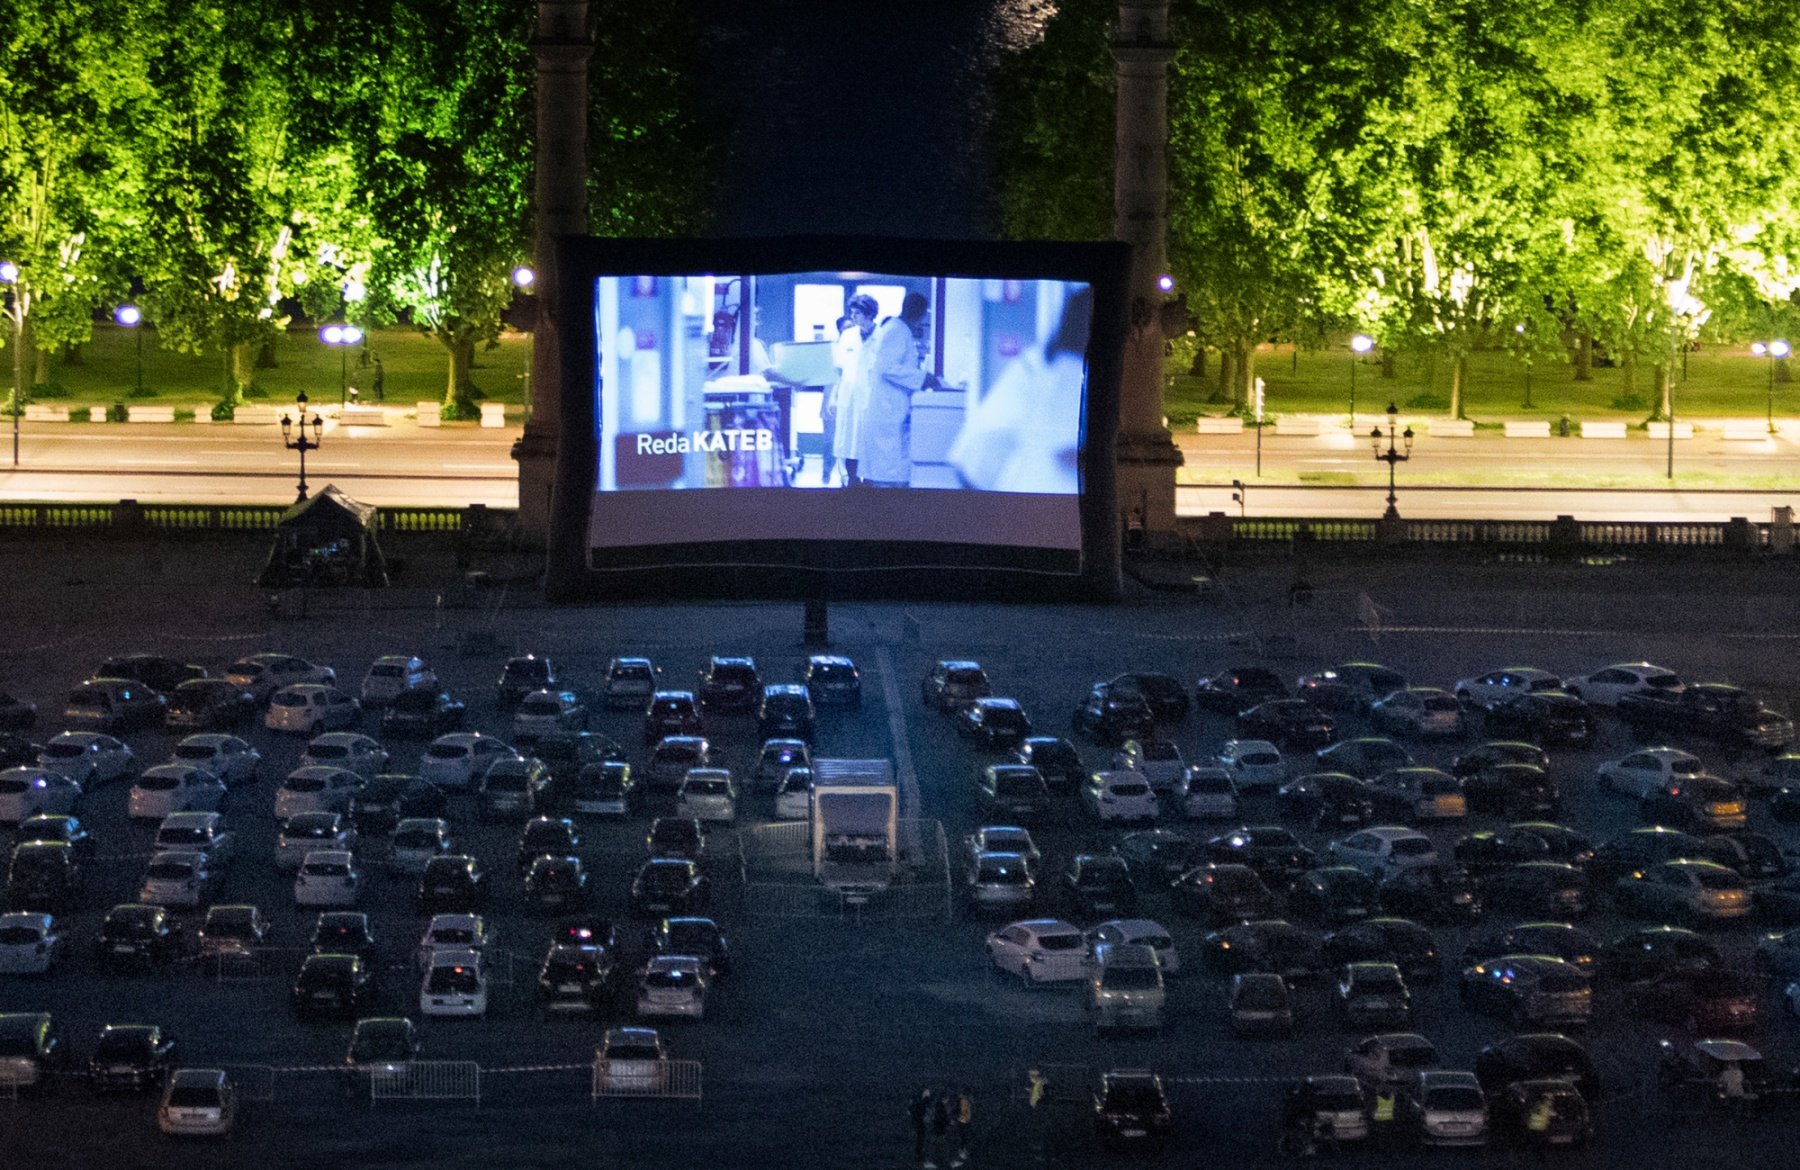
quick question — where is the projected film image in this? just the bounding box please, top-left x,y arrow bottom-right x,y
590,272 -> 1091,550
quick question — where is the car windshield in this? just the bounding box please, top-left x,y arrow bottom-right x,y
1391,839 -> 1433,857
1389,1046 -> 1434,1067
393,691 -> 437,712
1356,971 -> 1404,990
1426,1086 -> 1485,1111
486,772 -> 528,793
430,928 -> 476,945
977,860 -> 1028,883
138,773 -> 180,790
393,830 -> 437,849
173,746 -> 216,761
503,662 -> 550,683
1235,981 -> 1286,1008
608,1044 -> 660,1061
158,827 -> 208,845
1189,774 -> 1232,793
1421,777 -> 1460,796
146,860 -> 195,879
95,1031 -> 148,1057
666,925 -> 714,950
285,776 -> 327,792
427,966 -> 481,993
1241,753 -> 1279,767
1105,1082 -> 1164,1109
1104,967 -> 1160,990
1037,933 -> 1083,952
42,745 -> 82,760
427,744 -> 469,760
684,780 -> 729,797
303,861 -> 351,877
352,1031 -> 410,1061
307,745 -> 349,760
1109,782 -> 1150,797
1423,696 -> 1460,712
655,747 -> 702,766
270,692 -> 310,708
644,966 -> 699,989
0,927 -> 43,945
1311,1087 -> 1363,1111
166,1085 -> 222,1107
1696,872 -> 1743,890
518,699 -> 561,716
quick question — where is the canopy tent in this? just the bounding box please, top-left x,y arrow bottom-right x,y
256,485 -> 390,587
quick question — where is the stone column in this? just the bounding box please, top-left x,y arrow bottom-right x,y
1112,0 -> 1183,533
513,0 -> 591,543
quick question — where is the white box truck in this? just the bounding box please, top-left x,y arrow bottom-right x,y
810,758 -> 899,897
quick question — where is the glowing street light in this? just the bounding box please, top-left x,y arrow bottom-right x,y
1349,334 -> 1373,429
319,324 -> 364,406
1370,402 -> 1414,521
280,391 -> 325,502
1753,340 -> 1791,434
512,265 -> 536,289
115,305 -> 145,395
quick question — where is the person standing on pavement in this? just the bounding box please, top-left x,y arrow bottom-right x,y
928,1086 -> 952,1168
1369,1084 -> 1397,1149
953,1085 -> 973,1166
909,1086 -> 934,1166
371,354 -> 385,403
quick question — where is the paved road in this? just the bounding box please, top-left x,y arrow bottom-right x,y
5,539 -> 1800,1167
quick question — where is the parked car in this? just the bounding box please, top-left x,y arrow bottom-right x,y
1600,925 -> 1722,983
1378,865 -> 1484,925
1296,662 -> 1408,712
516,816 -> 582,874
1369,767 -> 1466,822
418,733 -> 518,792
1080,770 -> 1159,823
496,654 -> 556,710
1202,919 -> 1327,979
1639,774 -> 1749,832
195,904 -> 269,963
127,766 -> 224,822
1236,699 -> 1335,750
344,1017 -> 421,1092
752,739 -> 811,792
696,656 -> 761,712
1194,666 -> 1288,714
388,818 -> 455,876
225,653 -> 335,702
800,655 -> 861,707
360,655 -> 435,707
1170,863 -> 1279,924
1335,961 -> 1412,1028
0,768 -> 82,825
1483,691 -> 1597,746
94,903 -> 179,969
646,817 -> 706,862
655,917 -> 731,978
1630,969 -> 1760,1033
166,680 -> 257,730
1113,739 -> 1185,793
1278,772 -> 1376,830
630,858 -> 709,917
1344,1032 -> 1439,1088
263,684 -> 359,733
1459,955 -> 1593,1028
1323,917 -> 1442,982
1481,862 -> 1589,918
1229,972 -> 1294,1036
1085,942 -> 1165,1031
636,955 -> 708,1019
675,769 -> 738,823
1060,854 -> 1139,918
1598,746 -> 1705,800
756,684 -> 816,741
772,766 -> 814,820
1315,737 -> 1413,780
1110,829 -> 1199,886
64,677 -> 166,732
1013,736 -> 1086,792
309,912 -> 378,964
291,952 -> 372,1019
420,948 -> 488,1017
1086,918 -> 1179,975
954,697 -> 1032,749
1453,667 -> 1562,710
416,854 -> 488,913
293,850 -> 361,908
5,842 -> 82,912
274,766 -> 364,819
1329,827 -> 1438,879
1217,739 -> 1285,792
1475,1032 -> 1600,1100
0,912 -> 62,975
274,812 -> 357,871
511,689 -> 589,741
154,813 -> 235,870
381,688 -> 466,738
1612,859 -> 1751,924
977,764 -> 1053,822
476,755 -> 552,820
1405,1070 -> 1489,1148
300,732 -> 389,779
158,1068 -> 236,1137
538,943 -> 612,1016
88,1024 -> 176,1093
986,918 -> 1089,984
169,734 -> 260,787
1205,826 -> 1318,883
573,761 -> 640,818
415,913 -> 489,974
595,1027 -> 670,1093
1462,763 -> 1559,818
351,775 -> 447,833
646,736 -> 712,792
1562,661 -> 1683,707
137,850 -> 219,910
1370,688 -> 1466,738
1175,766 -> 1239,821
37,731 -> 132,787
1492,1080 -> 1592,1148
922,660 -> 990,712
1071,684 -> 1155,745
1092,1069 -> 1173,1149
1288,866 -> 1382,926
1280,1076 -> 1370,1144
1451,739 -> 1549,778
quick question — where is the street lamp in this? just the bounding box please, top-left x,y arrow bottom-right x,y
115,305 -> 144,395
1753,339 -> 1790,434
319,324 -> 364,406
1349,334 -> 1373,429
1369,401 -> 1414,520
1,261 -> 18,467
280,391 -> 324,502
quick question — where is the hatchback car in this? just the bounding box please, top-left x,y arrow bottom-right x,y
538,943 -> 612,1016
646,817 -> 706,861
1640,775 -> 1748,832
1370,688 -> 1466,738
0,768 -> 82,825
655,916 -> 732,978
129,765 -> 226,821
37,731 -> 133,787
646,736 -> 712,791
596,1026 -> 670,1093
6,840 -> 83,912
275,766 -> 364,819
169,734 -> 261,787
1013,736 -> 1085,792
1484,691 -> 1597,746
1170,863 -> 1279,923
95,904 -> 179,968
388,817 -> 454,876
1614,859 -> 1751,924
954,697 -> 1033,749
310,911 -> 378,964
1407,1070 -> 1489,1147
1335,962 -> 1412,1028
757,684 -> 817,741
0,912 -> 62,975
1087,918 -> 1179,975
1175,766 -> 1238,821
418,732 -> 518,792
965,850 -> 1036,915
1371,767 -> 1466,822
601,657 -> 661,709
226,653 -> 335,702
154,810 -> 236,869
1113,739 -> 1185,793
416,855 -> 488,913
573,761 -> 639,818
922,660 -> 991,712
525,855 -> 590,914
1194,666 -> 1288,714
167,680 -> 258,730
1598,746 -> 1704,800
496,654 -> 556,709
420,948 -> 488,1017
772,767 -> 814,820
1563,661 -> 1683,707
977,764 -> 1052,822
1071,684 -> 1156,746
137,850 -> 218,910
512,689 -> 588,741
1459,955 -> 1593,1028
1236,699 -> 1335,750
477,755 -> 552,820
800,655 -> 861,706
264,684 -> 359,733
291,952 -> 372,1019
630,858 -> 709,917
1081,770 -> 1159,823
195,904 -> 269,963
1315,737 -> 1413,780
1453,667 -> 1562,710
158,1068 -> 236,1137
986,918 -> 1089,984
344,1016 -> 421,1092
360,655 -> 435,707
381,688 -> 467,739
1288,866 -> 1381,926
1204,826 -> 1319,882
1218,739 -> 1285,792
415,913 -> 489,974
1230,972 -> 1295,1036
697,656 -> 761,712
300,732 -> 389,780
88,1023 -> 177,1093
675,769 -> 738,823
637,955 -> 708,1019
1296,662 -> 1409,712
64,678 -> 167,732
294,850 -> 361,908
1329,827 -> 1438,878
1093,1069 -> 1173,1149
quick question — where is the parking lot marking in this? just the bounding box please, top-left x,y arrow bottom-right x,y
876,647 -> 924,862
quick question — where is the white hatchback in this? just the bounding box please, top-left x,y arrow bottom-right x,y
1113,739 -> 1186,794
417,913 -> 489,975
419,733 -> 518,792
1329,826 -> 1439,878
1219,740 -> 1285,792
138,850 -> 218,909
1563,661 -> 1683,707
293,850 -> 360,907
275,766 -> 364,819
37,732 -> 133,787
389,818 -> 454,875
169,734 -> 261,787
1081,770 -> 1160,823
274,811 -> 358,870
1452,667 -> 1562,711
675,769 -> 738,823
1176,766 -> 1239,820
420,947 -> 488,1017
987,919 -> 1090,984
129,765 -> 226,821
265,685 -> 360,734
1087,918 -> 1181,976
0,768 -> 82,825
0,912 -> 61,975
637,955 -> 708,1019
300,733 -> 389,779
1598,747 -> 1705,800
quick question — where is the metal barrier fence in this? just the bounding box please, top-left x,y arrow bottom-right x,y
370,1060 -> 481,1104
0,500 -> 483,533
591,1058 -> 703,1102
1174,510 -> 1779,551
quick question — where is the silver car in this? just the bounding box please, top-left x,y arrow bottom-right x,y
389,818 -> 454,876
0,913 -> 61,975
275,811 -> 358,870
965,850 -> 1036,912
138,850 -> 218,909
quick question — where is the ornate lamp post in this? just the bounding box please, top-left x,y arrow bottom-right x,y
116,305 -> 144,394
1,261 -> 18,467
1753,340 -> 1790,434
280,391 -> 324,502
320,324 -> 364,406
1349,334 -> 1373,429
1370,401 -> 1414,520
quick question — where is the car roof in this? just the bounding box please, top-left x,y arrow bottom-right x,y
427,947 -> 483,968
169,1068 -> 227,1088
0,911 -> 52,929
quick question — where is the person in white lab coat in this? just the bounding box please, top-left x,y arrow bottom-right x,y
947,286 -> 1090,495
825,295 -> 880,487
854,292 -> 940,486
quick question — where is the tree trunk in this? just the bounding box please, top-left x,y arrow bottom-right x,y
217,346 -> 234,401
1778,357 -> 1793,385
1379,351 -> 1395,379
60,342 -> 83,367
1233,338 -> 1255,412
1216,346 -> 1235,405
1620,352 -> 1636,399
444,333 -> 479,415
1188,344 -> 1205,378
1574,332 -> 1593,382
230,342 -> 256,401
30,345 -> 49,387
255,337 -> 278,369
1450,352 -> 1467,420
6,317 -> 28,409
1651,363 -> 1669,422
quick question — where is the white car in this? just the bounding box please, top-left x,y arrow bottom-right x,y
128,764 -> 226,821
0,768 -> 81,825
986,918 -> 1090,984
1086,918 -> 1181,976
1329,826 -> 1439,879
1218,739 -> 1285,792
265,684 -> 360,733
1412,1070 -> 1489,1147
1176,766 -> 1239,820
294,849 -> 361,907
964,825 -> 1041,867
1452,667 -> 1562,710
773,768 -> 813,820
421,947 -> 488,1017
158,1068 -> 236,1137
169,734 -> 261,787
300,732 -> 389,779
389,818 -> 455,875
155,811 -> 236,866
675,769 -> 737,823
603,658 -> 660,709
275,766 -> 364,819
1081,770 -> 1160,823
1112,739 -> 1186,794
637,954 -> 708,1019
225,653 -> 335,702
0,912 -> 61,975
1563,661 -> 1683,707
596,1027 -> 669,1093
1598,747 -> 1705,799
419,732 -> 518,791
37,732 -> 133,787
417,913 -> 489,974
138,850 -> 218,909
1369,688 -> 1466,738
361,655 -> 435,707
275,811 -> 358,870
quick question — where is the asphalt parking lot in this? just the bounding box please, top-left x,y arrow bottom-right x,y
5,534 -> 1800,1169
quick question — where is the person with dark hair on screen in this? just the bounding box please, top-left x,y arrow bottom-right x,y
854,291 -> 940,487
947,284 -> 1091,494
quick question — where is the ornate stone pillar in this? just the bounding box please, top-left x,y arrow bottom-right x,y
1113,0 -> 1182,532
514,0 -> 591,542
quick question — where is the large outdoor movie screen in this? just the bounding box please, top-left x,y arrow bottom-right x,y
588,271 -> 1093,552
